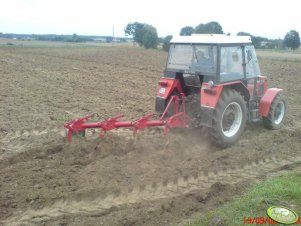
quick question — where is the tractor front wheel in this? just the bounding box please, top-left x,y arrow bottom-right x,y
210,89 -> 247,148
263,93 -> 286,130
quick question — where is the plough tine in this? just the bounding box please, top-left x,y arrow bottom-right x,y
99,131 -> 106,138
164,133 -> 170,149
132,113 -> 155,135
98,114 -> 125,137
67,129 -> 73,142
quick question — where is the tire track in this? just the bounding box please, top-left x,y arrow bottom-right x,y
0,127 -> 64,161
0,127 -> 62,142
4,153 -> 301,226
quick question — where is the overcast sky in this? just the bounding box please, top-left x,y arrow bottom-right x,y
0,0 -> 300,39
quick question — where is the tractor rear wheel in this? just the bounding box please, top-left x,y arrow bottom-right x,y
263,93 -> 286,130
210,89 -> 247,148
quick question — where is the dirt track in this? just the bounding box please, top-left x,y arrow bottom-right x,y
0,45 -> 301,226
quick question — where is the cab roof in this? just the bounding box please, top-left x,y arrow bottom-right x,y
170,34 -> 252,44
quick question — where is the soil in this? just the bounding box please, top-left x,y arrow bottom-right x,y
0,44 -> 301,226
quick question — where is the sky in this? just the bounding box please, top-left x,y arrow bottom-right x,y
0,0 -> 300,39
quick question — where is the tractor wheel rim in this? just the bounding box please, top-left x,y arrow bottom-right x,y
221,102 -> 242,138
274,101 -> 285,125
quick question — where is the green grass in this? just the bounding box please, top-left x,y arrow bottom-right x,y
184,172 -> 301,226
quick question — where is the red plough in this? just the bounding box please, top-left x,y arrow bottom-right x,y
64,94 -> 190,142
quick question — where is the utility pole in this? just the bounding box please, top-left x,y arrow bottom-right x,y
112,25 -> 114,46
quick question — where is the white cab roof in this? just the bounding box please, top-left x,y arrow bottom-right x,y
170,34 -> 252,44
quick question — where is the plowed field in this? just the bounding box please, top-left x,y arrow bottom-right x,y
1,43 -> 301,226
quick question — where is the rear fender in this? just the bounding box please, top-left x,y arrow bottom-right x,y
200,81 -> 249,127
200,83 -> 224,127
156,77 -> 183,99
201,81 -> 248,108
200,83 -> 223,108
259,88 -> 283,117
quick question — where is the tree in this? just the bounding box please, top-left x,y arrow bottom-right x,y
180,26 -> 194,36
269,39 -> 285,49
70,33 -> 80,42
195,21 -> 223,34
237,32 -> 268,48
237,31 -> 251,36
251,36 -> 268,49
284,30 -> 300,50
142,25 -> 158,49
124,22 -> 145,46
124,22 -> 158,48
163,35 -> 173,51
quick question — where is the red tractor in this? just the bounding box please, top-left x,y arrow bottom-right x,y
65,35 -> 286,147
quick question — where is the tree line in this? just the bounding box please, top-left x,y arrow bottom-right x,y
124,21 -> 300,51
1,21 -> 300,51
178,21 -> 300,51
0,33 -> 128,43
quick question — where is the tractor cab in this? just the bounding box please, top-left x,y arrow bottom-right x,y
165,34 -> 260,85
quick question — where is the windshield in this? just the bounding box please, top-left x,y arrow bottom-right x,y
167,44 -> 217,75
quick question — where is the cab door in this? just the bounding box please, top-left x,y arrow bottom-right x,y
220,46 -> 244,83
244,45 -> 261,99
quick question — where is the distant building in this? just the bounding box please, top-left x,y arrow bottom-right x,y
92,37 -> 107,42
260,41 -> 268,48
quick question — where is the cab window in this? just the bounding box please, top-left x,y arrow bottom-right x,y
245,45 -> 261,78
220,46 -> 244,82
